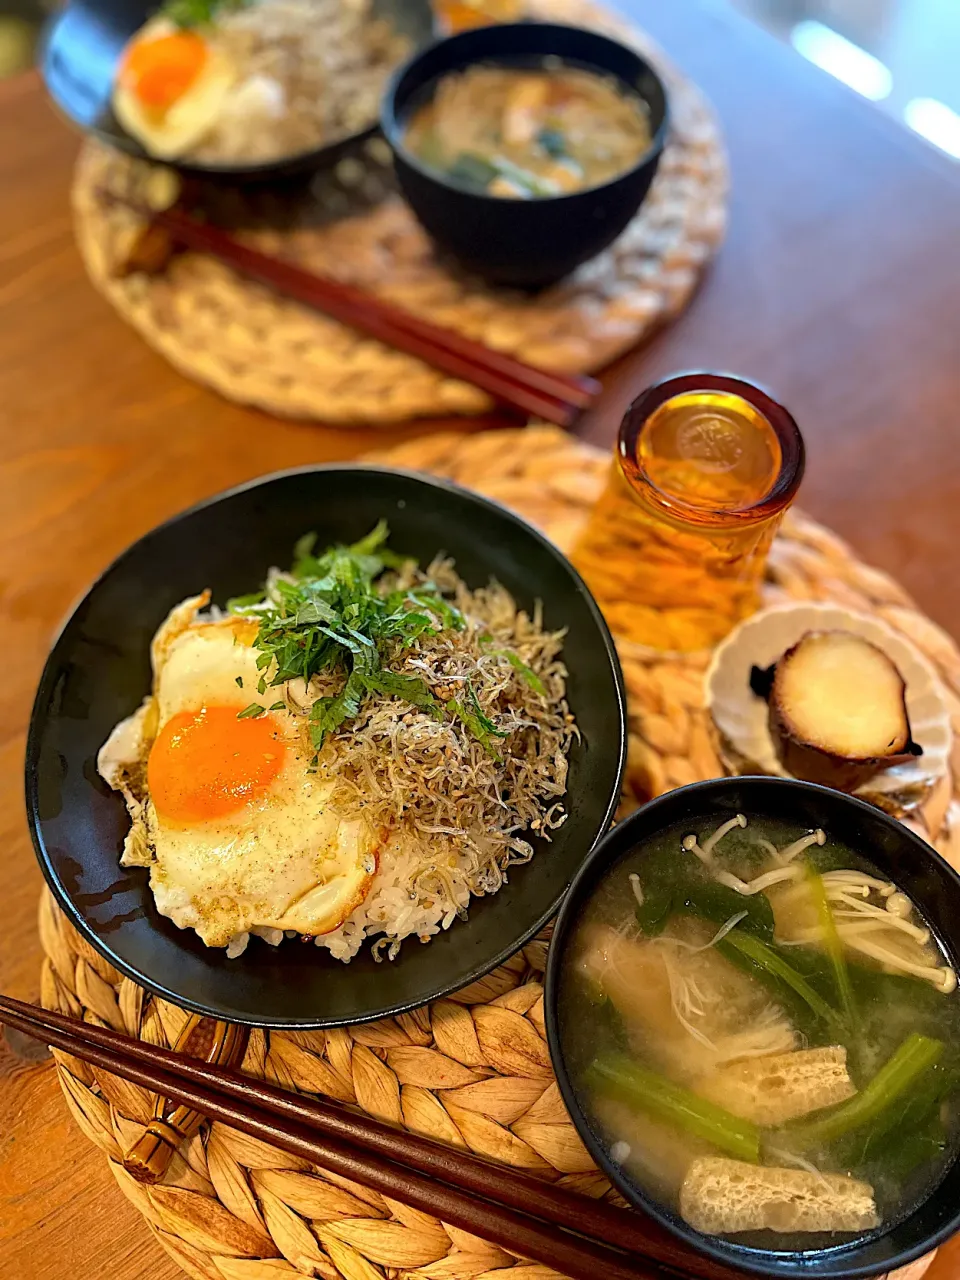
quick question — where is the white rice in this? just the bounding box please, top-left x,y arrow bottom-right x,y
226,834 -> 481,962
181,0 -> 411,165
315,835 -> 470,963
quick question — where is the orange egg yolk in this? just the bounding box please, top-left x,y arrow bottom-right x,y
148,706 -> 285,823
119,31 -> 209,111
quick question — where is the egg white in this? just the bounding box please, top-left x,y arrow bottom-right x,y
99,594 -> 380,950
112,19 -> 240,160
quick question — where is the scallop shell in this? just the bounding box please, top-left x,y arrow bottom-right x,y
705,603 -> 953,818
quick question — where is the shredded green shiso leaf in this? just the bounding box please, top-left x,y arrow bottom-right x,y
228,521 -> 543,754
160,0 -> 250,29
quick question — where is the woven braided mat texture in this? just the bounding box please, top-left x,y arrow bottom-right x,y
39,428 -> 960,1280
72,0 -> 727,425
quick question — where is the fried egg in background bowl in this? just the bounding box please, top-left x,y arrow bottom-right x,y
98,592 -> 381,955
112,16 -> 280,161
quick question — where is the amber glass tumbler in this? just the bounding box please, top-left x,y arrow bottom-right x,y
573,372 -> 805,651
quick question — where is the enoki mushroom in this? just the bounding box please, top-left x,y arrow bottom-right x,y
766,1146 -> 834,1191
682,816 -> 827,895
683,825 -> 799,896
843,937 -> 957,993
700,814 -> 747,858
679,816 -> 958,994
710,1003 -> 799,1064
629,872 -> 644,908
659,948 -> 716,1050
776,870 -> 956,991
777,829 -> 827,864
831,895 -> 930,945
651,911 -> 749,955
651,929 -> 796,1059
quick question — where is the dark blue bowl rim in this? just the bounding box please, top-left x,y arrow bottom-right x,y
543,775 -> 960,1279
380,20 -> 670,205
25,462 -> 627,1028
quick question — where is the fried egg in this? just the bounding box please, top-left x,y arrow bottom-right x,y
99,593 -> 380,951
112,19 -> 240,160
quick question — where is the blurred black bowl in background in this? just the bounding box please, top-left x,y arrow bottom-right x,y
382,22 -> 668,288
40,0 -> 435,181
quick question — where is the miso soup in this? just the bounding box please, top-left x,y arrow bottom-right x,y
404,64 -> 652,198
558,812 -> 960,1251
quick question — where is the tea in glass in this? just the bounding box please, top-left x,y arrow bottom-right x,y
573,374 -> 805,651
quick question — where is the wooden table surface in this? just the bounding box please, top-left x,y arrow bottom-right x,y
2,0 -> 960,1276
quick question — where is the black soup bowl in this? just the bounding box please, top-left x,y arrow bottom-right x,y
545,776 -> 960,1279
382,22 -> 668,288
26,466 -> 626,1028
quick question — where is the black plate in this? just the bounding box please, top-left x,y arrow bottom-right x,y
40,0 -> 435,181
26,466 -> 625,1027
545,776 -> 960,1279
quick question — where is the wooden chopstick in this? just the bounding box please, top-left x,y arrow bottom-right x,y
103,194 -> 601,428
0,995 -> 736,1277
0,999 -> 664,1280
0,995 -> 747,1280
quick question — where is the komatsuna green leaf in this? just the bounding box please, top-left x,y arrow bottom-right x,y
537,126 -> 569,158
161,0 -> 250,29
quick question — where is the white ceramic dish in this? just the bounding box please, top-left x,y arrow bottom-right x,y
706,602 -> 953,816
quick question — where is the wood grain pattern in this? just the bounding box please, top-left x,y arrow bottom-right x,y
2,0 -> 960,1273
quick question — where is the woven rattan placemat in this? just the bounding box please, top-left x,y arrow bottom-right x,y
72,0 -> 727,425
39,428 -> 959,1280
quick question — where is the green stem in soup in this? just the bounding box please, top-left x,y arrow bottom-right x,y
786,1033 -> 945,1149
839,1062 -> 958,1174
536,126 -> 568,158
414,128 -> 447,171
486,155 -> 558,197
633,851 -> 775,941
805,861 -> 858,1030
445,151 -> 558,198
444,152 -> 500,189
717,929 -> 842,1029
587,1053 -> 761,1163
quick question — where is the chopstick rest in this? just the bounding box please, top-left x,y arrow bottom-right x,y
123,1014 -> 248,1184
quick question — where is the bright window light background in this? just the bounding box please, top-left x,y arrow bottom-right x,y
791,20 -> 893,101
784,14 -> 958,161
729,2 -> 959,162
904,98 -> 960,160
